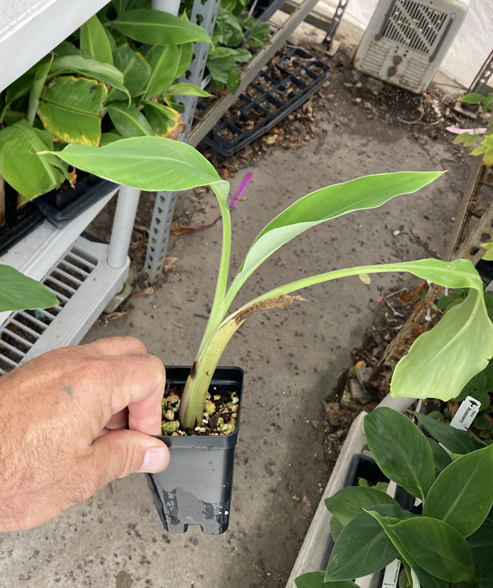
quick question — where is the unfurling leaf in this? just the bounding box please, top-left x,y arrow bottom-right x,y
0,266 -> 59,312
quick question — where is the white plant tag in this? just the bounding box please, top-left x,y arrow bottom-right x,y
450,396 -> 481,431
382,559 -> 401,588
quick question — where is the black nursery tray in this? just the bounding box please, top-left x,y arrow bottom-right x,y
199,44 -> 329,158
0,184 -> 43,256
251,0 -> 287,22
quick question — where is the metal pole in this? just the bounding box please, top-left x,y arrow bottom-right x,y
107,185 -> 141,269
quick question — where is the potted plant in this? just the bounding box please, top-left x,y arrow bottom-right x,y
295,407 -> 493,588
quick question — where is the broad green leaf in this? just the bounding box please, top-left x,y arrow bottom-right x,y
329,516 -> 344,542
1,75 -> 34,123
176,43 -> 194,78
49,55 -> 130,101
27,55 -> 53,125
144,101 -> 183,137
108,102 -> 153,137
0,121 -> 66,199
0,266 -> 59,312
166,82 -> 212,97
364,408 -> 435,500
113,0 -> 129,16
468,521 -> 493,585
426,438 -> 452,476
111,45 -> 150,98
296,572 -> 358,588
423,444 -> 493,537
413,568 -> 448,588
144,45 -> 180,99
225,172 -> 444,307
110,10 -> 211,45
324,510 -> 399,581
38,77 -> 107,146
56,136 -> 221,191
412,412 -> 486,454
464,133 -> 480,147
325,486 -> 399,526
462,93 -> 486,105
80,15 -> 114,65
100,131 -> 123,145
392,288 -> 493,401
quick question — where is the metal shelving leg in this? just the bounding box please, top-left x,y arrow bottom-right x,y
107,185 -> 141,269
144,0 -> 220,282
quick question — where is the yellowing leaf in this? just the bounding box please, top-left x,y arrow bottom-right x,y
359,273 -> 371,285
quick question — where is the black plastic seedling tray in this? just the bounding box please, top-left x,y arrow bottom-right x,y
251,0 -> 287,22
200,44 -> 329,158
0,183 -> 43,256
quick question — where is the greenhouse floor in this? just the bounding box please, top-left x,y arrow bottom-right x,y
0,42 -> 473,588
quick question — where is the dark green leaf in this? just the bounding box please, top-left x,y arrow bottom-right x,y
53,41 -> 81,57
27,55 -> 53,125
324,511 -> 398,581
110,9 -> 211,45
108,102 -> 154,137
0,266 -> 59,312
296,572 -> 358,588
412,412 -> 486,454
329,516 -> 344,543
144,45 -> 180,98
111,45 -> 150,99
325,486 -> 399,526
423,444 -> 493,537
1,75 -> 34,123
468,520 -> 493,584
426,437 -> 452,476
364,408 -> 435,500
100,131 -> 122,145
113,0 -> 129,16
80,15 -> 114,65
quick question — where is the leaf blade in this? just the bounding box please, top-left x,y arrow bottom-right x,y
325,485 -> 399,526
0,266 -> 59,312
80,15 -> 114,65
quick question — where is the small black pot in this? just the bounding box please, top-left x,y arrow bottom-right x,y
35,173 -> 117,228
146,366 -> 243,535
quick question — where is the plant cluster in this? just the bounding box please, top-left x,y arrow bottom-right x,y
455,92 -> 493,167
296,407 -> 493,588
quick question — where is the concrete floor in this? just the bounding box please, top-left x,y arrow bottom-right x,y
0,32 -> 471,588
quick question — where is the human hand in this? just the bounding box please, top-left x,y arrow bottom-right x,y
0,336 -> 169,532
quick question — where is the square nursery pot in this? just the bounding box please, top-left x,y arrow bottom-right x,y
35,172 -> 117,228
0,182 -> 43,256
146,366 -> 243,535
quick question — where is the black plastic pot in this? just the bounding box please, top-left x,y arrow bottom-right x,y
0,182 -> 43,256
146,366 -> 243,535
35,173 -> 117,228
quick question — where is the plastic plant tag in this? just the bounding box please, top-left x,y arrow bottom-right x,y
451,396 -> 481,431
382,560 -> 401,588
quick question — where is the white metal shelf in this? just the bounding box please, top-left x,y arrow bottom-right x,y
0,0 -> 112,92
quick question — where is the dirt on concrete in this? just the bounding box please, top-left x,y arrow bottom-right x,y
0,32 -> 475,588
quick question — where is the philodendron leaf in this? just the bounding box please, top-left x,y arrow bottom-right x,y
80,15 -> 114,65
56,137 -> 221,191
295,572 -> 358,588
0,121 -> 66,199
110,9 -> 211,45
325,486 -> 399,526
107,103 -> 154,137
38,77 -> 107,146
0,266 -> 58,312
392,288 -> 493,401
368,512 -> 474,583
426,438 -> 452,476
413,412 -> 486,454
423,444 -> 493,537
364,408 -> 435,501
225,172 -> 444,306
468,520 -> 493,585
111,45 -> 150,100
329,516 -> 344,543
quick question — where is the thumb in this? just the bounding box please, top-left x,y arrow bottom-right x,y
90,429 -> 170,487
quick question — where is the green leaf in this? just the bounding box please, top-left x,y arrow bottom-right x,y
0,120 -> 66,199
296,572 -> 358,588
100,131 -> 123,145
0,266 -> 59,312
423,444 -> 493,537
143,101 -> 183,137
144,45 -> 180,99
27,55 -> 53,125
392,288 -> 493,402
453,132 -> 470,145
325,509 -> 400,581
1,75 -> 34,123
80,15 -> 114,65
426,438 -> 452,476
53,41 -> 81,57
176,43 -> 194,78
464,133 -> 480,147
113,0 -> 129,16
56,136 -> 221,191
108,102 -> 153,137
166,82 -> 212,97
49,55 -> 130,101
110,9 -> 211,45
468,521 -> 493,584
364,408 -> 435,500
462,93 -> 486,105
225,172 -> 444,308
111,45 -> 150,99
38,77 -> 107,146
368,511 -> 474,583
412,412 -> 486,454
325,486 -> 399,526
329,516 -> 344,543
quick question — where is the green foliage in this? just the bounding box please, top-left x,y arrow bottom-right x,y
456,92 -> 493,167
0,266 -> 59,312
80,15 -> 114,65
309,407 -> 493,588
412,411 -> 486,454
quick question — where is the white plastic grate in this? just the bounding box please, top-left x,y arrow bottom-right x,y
0,245 -> 98,375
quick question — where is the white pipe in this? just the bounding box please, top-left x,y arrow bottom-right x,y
376,394 -> 417,413
152,0 -> 180,16
107,186 -> 141,269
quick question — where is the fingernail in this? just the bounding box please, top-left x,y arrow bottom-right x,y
139,447 -> 169,473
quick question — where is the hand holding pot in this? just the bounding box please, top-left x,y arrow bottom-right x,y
0,336 -> 169,532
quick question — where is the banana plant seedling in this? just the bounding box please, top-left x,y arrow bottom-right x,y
10,135 -> 493,431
